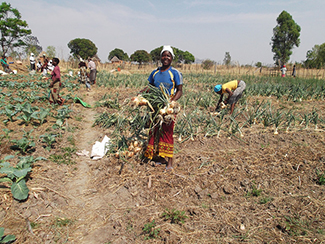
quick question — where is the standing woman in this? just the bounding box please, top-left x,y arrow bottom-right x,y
88,58 -> 97,84
144,45 -> 183,171
48,58 -> 65,105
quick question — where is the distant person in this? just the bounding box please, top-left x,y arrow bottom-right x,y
0,55 -> 13,74
214,79 -> 246,115
78,59 -> 91,91
88,57 -> 97,84
47,59 -> 54,71
37,61 -> 42,72
41,54 -> 49,75
47,57 -> 65,105
29,53 -> 36,70
292,65 -> 296,78
280,65 -> 287,77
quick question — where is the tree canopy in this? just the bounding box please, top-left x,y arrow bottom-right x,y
271,10 -> 301,66
67,38 -> 97,60
150,46 -> 195,64
46,46 -> 56,59
24,36 -> 42,57
304,43 -> 325,69
130,50 -> 151,65
0,2 -> 32,56
108,48 -> 129,61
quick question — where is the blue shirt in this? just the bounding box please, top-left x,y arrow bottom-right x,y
148,67 -> 183,96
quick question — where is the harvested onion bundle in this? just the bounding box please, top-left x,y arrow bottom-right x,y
130,95 -> 154,111
114,138 -> 143,159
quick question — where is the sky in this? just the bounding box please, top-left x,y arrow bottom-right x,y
6,0 -> 325,65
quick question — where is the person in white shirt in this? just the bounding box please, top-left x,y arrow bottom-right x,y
30,53 -> 35,70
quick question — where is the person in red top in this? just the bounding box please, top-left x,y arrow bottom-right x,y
48,58 -> 65,105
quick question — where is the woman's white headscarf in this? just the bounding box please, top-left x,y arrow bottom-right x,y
160,45 -> 175,58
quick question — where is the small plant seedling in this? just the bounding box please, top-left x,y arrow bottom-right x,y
162,208 -> 188,224
246,184 -> 262,197
316,170 -> 325,185
40,133 -> 57,151
259,196 -> 273,204
143,220 -> 160,240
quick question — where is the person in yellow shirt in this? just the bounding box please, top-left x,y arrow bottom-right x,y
214,80 -> 246,115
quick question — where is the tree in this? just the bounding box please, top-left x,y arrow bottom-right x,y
202,59 -> 215,70
182,51 -> 195,64
67,38 -> 97,60
130,50 -> 151,66
0,2 -> 32,56
271,10 -> 301,66
108,48 -> 129,61
150,46 -> 163,64
24,36 -> 42,56
46,46 -> 56,58
304,43 -> 325,69
223,52 -> 231,66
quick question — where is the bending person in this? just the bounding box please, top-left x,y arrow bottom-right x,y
214,79 -> 246,115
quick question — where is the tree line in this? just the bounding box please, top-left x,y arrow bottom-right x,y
0,2 -> 324,68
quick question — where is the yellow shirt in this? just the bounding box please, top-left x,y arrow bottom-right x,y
221,80 -> 238,94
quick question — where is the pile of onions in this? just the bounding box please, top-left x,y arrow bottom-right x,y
159,101 -> 180,116
114,139 -> 143,159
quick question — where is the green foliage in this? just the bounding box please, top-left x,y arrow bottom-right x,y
246,184 -> 262,197
259,196 -> 273,204
316,169 -> 325,185
201,59 -> 215,70
0,227 -> 16,243
162,208 -> 188,224
130,50 -> 151,65
0,2 -> 32,56
0,155 -> 45,200
108,48 -> 129,61
40,133 -> 57,151
68,38 -> 97,60
142,220 -> 160,240
11,132 -> 35,154
49,147 -> 76,165
150,46 -> 163,64
54,217 -> 73,227
46,45 -> 56,58
16,102 -> 39,125
304,43 -> 325,69
271,10 -> 301,65
24,35 -> 42,57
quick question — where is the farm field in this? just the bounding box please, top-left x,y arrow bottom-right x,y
0,70 -> 325,243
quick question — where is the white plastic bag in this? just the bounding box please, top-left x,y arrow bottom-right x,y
91,135 -> 111,160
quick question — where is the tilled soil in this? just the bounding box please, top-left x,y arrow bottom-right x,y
1,85 -> 325,244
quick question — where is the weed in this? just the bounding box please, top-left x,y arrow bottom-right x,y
162,208 -> 188,224
259,196 -> 273,204
246,184 -> 262,197
67,135 -> 75,146
143,220 -> 160,240
316,169 -> 325,185
55,217 -> 73,227
49,147 -> 76,165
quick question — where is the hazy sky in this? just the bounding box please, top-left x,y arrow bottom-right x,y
7,0 -> 325,65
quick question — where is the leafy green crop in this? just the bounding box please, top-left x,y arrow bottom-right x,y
0,227 -> 16,244
16,102 -> 39,125
0,155 -> 46,200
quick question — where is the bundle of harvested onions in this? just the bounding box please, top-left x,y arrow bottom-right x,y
114,138 -> 143,159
